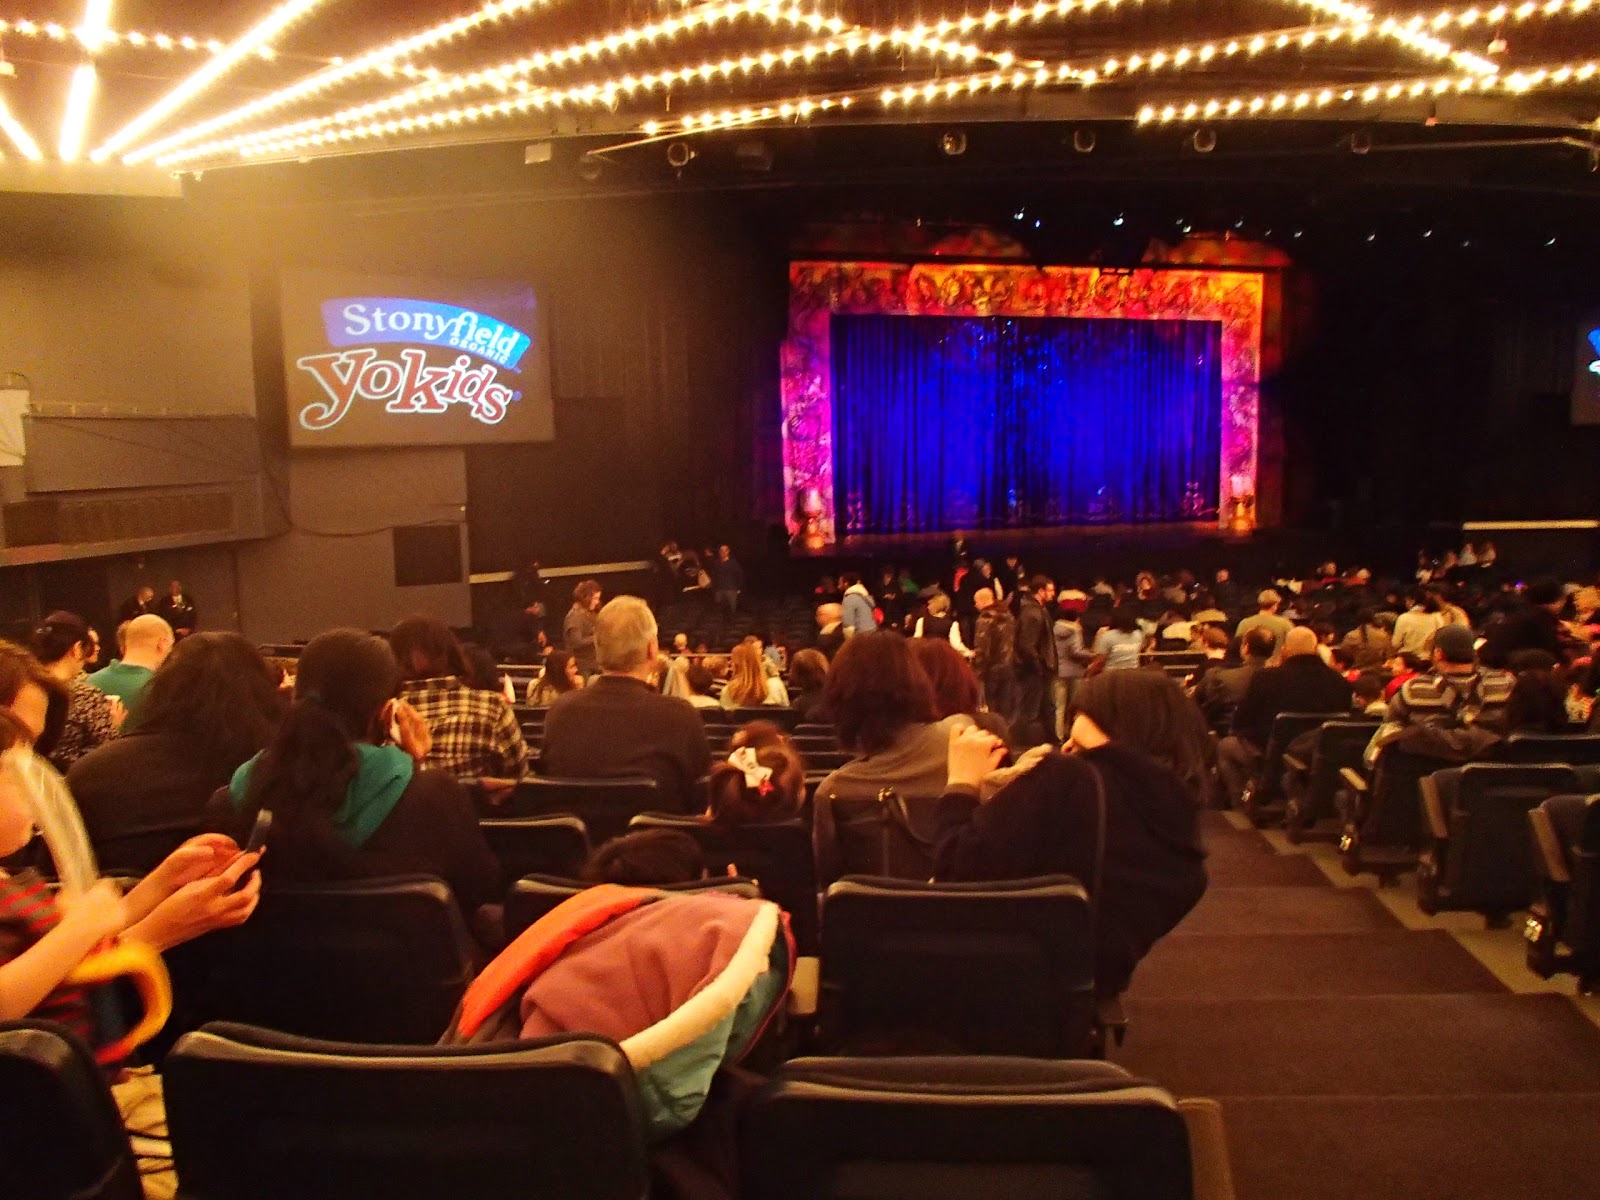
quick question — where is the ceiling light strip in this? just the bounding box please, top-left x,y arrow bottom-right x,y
1281,0 -> 1500,73
1403,0 -> 1596,28
92,0 -> 329,161
0,20 -> 230,53
122,0 -> 572,164
56,61 -> 96,160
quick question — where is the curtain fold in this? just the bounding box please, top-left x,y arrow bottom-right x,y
832,314 -> 1222,535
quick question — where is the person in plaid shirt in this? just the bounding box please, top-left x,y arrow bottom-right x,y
390,615 -> 529,780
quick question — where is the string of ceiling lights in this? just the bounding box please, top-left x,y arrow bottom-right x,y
0,0 -> 1590,171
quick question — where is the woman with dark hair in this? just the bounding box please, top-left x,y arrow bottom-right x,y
933,669 -> 1210,997
390,614 -> 528,780
526,648 -> 583,707
1506,668 -> 1572,735
786,648 -> 831,724
210,629 -> 499,917
907,637 -> 1011,742
815,631 -> 972,802
68,633 -> 285,873
1091,607 -> 1147,672
30,612 -> 121,772
1339,609 -> 1395,672
565,580 -> 604,676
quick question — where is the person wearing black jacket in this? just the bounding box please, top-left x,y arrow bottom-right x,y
933,669 -> 1209,997
1217,626 -> 1353,804
1013,575 -> 1059,747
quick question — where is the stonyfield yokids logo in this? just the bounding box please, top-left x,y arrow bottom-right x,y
294,297 -> 531,431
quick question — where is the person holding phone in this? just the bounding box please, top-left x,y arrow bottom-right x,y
210,629 -> 498,923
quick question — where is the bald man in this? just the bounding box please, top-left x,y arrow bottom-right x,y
87,613 -> 174,725
1217,623 -> 1354,806
815,602 -> 846,660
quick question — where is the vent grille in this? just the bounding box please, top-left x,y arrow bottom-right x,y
3,491 -> 236,548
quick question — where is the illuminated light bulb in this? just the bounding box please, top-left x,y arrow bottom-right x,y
58,63 -> 97,160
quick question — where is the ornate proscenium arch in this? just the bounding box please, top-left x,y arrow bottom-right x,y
780,260 -> 1265,547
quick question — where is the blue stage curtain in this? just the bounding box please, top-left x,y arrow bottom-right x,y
831,314 -> 1223,535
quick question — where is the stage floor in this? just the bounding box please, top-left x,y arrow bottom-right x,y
803,522 -> 1241,558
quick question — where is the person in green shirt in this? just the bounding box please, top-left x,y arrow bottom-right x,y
88,613 -> 173,724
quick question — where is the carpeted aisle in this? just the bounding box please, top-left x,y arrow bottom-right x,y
1113,812 -> 1600,1200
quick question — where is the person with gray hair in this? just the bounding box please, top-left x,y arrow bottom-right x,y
539,595 -> 711,811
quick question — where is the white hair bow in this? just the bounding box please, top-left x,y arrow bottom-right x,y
727,746 -> 773,792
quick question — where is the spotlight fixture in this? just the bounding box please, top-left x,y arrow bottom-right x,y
939,129 -> 968,157
666,140 -> 696,168
1072,127 -> 1096,154
1192,127 -> 1218,153
576,151 -> 604,182
1350,129 -> 1373,155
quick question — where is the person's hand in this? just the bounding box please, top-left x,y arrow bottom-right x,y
947,723 -> 1007,792
125,851 -> 262,952
106,696 -> 127,730
392,699 -> 432,764
58,879 -> 128,944
151,834 -> 241,895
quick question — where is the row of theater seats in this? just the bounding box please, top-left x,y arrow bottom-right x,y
2,1017 -> 1235,1200
1233,715 -> 1600,990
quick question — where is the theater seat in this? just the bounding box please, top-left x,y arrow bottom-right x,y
503,873 -> 763,940
1417,763 -> 1579,922
200,875 -> 478,1044
819,875 -> 1097,1057
0,1021 -> 142,1200
1283,718 -> 1379,843
813,790 -> 952,886
1495,732 -> 1600,765
1525,793 -> 1600,992
628,812 -> 820,954
741,1056 -> 1224,1200
1243,711 -> 1347,827
503,776 -> 664,842
1337,749 -> 1440,885
165,1022 -> 646,1200
480,814 -> 591,881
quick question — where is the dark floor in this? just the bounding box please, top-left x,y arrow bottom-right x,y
1112,812 -> 1600,1200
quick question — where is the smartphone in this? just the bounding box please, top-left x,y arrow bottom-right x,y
233,810 -> 271,891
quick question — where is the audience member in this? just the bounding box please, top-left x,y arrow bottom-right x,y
1481,577 -> 1568,668
1218,627 -> 1354,803
817,630 -> 972,802
721,639 -> 789,708
1052,595 -> 1092,740
1013,575 -> 1059,746
912,590 -> 970,656
527,648 -> 583,706
1504,668 -> 1571,735
684,663 -> 722,710
1235,589 -> 1294,648
155,579 -> 197,638
705,722 -> 806,825
212,629 -> 499,916
711,544 -> 744,618
564,580 -> 603,677
786,648 -> 831,724
1340,609 -> 1395,672
580,828 -> 706,886
30,612 -> 121,773
934,668 -> 1209,997
1392,591 -> 1445,658
541,597 -> 711,811
1195,628 -> 1275,727
390,615 -> 529,780
815,602 -> 846,658
908,637 -> 1010,744
840,571 -> 879,637
1091,606 -> 1146,672
1367,623 -> 1514,765
88,613 -> 173,724
1352,671 -> 1388,717
971,587 -> 1018,722
69,633 -> 284,874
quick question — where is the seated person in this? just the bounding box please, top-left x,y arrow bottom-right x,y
1352,671 -> 1388,717
1194,628 -> 1274,728
933,669 -> 1209,998
907,636 -> 1011,743
540,598 -> 712,812
706,722 -> 806,826
87,614 -> 174,726
580,829 -> 707,886
1505,667 -> 1572,735
815,631 -> 973,803
526,648 -> 582,707
390,615 -> 529,780
720,639 -> 790,708
786,648 -> 831,724
31,612 -> 122,773
683,662 -> 722,710
69,633 -> 285,875
209,629 -> 500,919
1367,625 -> 1515,767
0,705 -> 262,1054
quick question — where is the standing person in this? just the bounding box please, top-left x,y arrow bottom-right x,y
118,585 -> 158,625
564,580 -> 603,678
87,614 -> 173,726
711,544 -> 744,619
1235,590 -> 1294,648
30,613 -> 122,774
156,580 -> 197,639
1053,594 -> 1092,740
1013,575 -> 1059,746
971,587 -> 1018,727
913,590 -> 971,656
1391,591 -> 1446,659
1092,608 -> 1148,672
840,571 -> 879,638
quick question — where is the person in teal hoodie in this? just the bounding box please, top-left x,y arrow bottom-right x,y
209,628 -> 498,921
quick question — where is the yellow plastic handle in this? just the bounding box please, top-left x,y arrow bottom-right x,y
63,941 -> 172,1065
